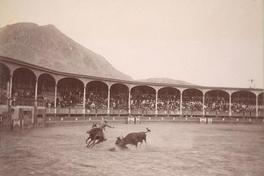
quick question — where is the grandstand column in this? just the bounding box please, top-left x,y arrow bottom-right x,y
202,91 -> 205,117
83,85 -> 86,108
180,91 -> 182,115
228,91 -> 232,117
179,88 -> 184,116
8,73 -> 13,105
33,75 -> 39,127
107,86 -> 111,114
155,90 -> 158,115
54,82 -> 58,110
34,77 -> 39,103
128,87 -> 131,114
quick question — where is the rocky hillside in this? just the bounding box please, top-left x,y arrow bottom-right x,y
0,23 -> 132,80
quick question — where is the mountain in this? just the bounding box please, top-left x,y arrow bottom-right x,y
0,23 -> 132,80
138,77 -> 194,85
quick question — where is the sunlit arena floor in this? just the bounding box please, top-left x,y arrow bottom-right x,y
0,123 -> 264,176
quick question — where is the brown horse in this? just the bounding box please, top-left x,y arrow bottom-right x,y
86,127 -> 106,148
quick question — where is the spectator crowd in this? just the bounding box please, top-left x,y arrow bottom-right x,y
0,81 -> 262,117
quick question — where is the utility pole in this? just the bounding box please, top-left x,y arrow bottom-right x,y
249,79 -> 255,88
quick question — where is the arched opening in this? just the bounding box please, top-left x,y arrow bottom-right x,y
0,63 -> 10,105
182,88 -> 203,115
86,81 -> 108,112
231,91 -> 256,117
205,90 -> 229,115
158,87 -> 180,114
110,83 -> 128,113
37,73 -> 56,107
12,68 -> 36,106
258,92 -> 264,117
57,77 -> 84,108
131,86 -> 155,114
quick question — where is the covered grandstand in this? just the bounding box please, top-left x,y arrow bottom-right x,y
0,56 -> 263,121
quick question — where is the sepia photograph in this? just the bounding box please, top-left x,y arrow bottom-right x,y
0,0 -> 263,176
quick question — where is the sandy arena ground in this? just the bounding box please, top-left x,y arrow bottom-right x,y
0,123 -> 264,176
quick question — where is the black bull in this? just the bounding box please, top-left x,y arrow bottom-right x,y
115,128 -> 151,149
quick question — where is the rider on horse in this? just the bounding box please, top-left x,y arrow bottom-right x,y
85,120 -> 114,148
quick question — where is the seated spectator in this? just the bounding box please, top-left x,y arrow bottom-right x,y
182,96 -> 203,112
131,93 -> 155,112
205,97 -> 229,113
158,95 -> 180,112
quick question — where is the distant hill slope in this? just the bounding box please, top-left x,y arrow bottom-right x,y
0,23 -> 132,80
138,77 -> 194,85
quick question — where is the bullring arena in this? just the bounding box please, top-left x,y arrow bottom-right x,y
0,55 -> 264,176
0,19 -> 264,176
0,56 -> 263,126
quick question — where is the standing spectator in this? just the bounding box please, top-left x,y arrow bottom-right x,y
19,108 -> 24,129
10,108 -> 15,131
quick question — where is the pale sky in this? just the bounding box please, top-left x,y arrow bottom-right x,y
0,0 -> 263,88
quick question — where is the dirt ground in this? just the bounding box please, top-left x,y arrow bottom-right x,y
0,123 -> 264,176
